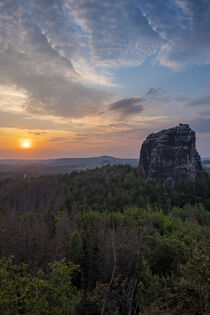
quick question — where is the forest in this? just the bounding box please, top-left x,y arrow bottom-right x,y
0,165 -> 209,314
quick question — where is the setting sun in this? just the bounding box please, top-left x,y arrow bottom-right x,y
21,140 -> 32,149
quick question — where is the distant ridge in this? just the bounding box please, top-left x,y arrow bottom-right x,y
48,156 -> 138,167
0,156 -> 208,166
0,156 -> 138,167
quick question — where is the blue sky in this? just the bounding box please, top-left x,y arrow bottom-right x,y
0,0 -> 210,158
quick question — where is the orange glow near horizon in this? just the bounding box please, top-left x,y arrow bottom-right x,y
0,126 -> 144,159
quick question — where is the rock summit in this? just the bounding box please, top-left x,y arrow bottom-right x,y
139,124 -> 203,181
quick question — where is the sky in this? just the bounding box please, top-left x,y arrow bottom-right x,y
0,0 -> 210,159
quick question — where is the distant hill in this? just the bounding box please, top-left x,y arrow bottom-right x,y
0,156 -> 139,177
201,158 -> 210,164
47,156 -> 138,167
0,156 -> 209,167
0,156 -> 138,167
0,156 -> 209,177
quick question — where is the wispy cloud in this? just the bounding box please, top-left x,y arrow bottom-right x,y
64,0 -> 160,67
64,0 -> 210,70
109,97 -> 145,117
186,95 -> 210,107
0,1 -> 113,121
146,88 -> 162,97
153,0 -> 210,69
28,131 -> 47,136
48,137 -> 67,142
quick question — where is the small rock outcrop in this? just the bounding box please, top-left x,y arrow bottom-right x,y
139,124 -> 203,181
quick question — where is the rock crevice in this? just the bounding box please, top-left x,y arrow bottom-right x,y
139,124 -> 203,181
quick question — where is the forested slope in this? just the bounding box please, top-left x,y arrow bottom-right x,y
1,165 -> 210,213
0,165 -> 209,314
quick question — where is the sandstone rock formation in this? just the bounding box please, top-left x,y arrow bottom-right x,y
139,124 -> 203,181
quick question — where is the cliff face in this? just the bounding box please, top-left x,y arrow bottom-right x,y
139,124 -> 203,181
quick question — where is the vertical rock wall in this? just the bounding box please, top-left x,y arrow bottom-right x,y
139,124 -> 203,180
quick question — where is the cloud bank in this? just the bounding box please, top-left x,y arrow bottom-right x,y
1,0 -> 210,123
0,0 -> 112,120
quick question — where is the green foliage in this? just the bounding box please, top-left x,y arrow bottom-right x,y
63,166 -> 210,213
0,257 -> 81,315
68,231 -> 84,265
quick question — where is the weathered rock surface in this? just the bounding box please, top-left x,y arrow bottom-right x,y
139,124 -> 203,181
